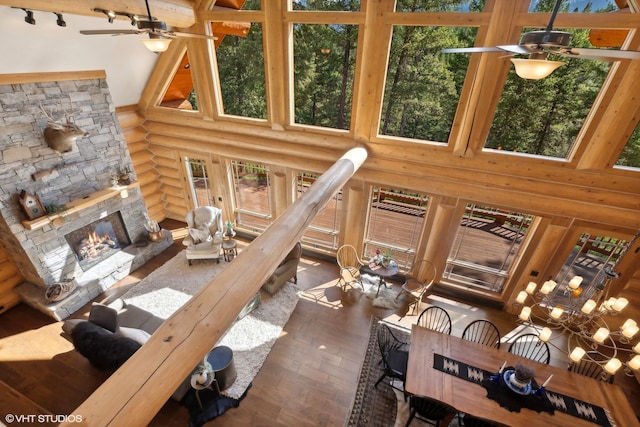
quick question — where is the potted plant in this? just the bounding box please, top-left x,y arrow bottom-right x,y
224,220 -> 236,238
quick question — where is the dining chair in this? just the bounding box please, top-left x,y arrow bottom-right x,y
395,259 -> 437,315
416,306 -> 452,335
507,333 -> 551,365
461,413 -> 509,427
568,351 -> 614,383
405,395 -> 458,427
336,244 -> 366,291
461,319 -> 501,349
375,323 -> 409,400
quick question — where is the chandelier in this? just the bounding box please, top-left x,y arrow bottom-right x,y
513,230 -> 640,377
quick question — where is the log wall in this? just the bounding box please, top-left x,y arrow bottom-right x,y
0,245 -> 22,315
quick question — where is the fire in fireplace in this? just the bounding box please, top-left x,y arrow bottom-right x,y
65,211 -> 131,271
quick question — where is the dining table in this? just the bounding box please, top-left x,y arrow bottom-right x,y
405,325 -> 639,427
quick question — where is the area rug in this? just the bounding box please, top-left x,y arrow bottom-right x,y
361,274 -> 402,309
346,318 -> 459,427
345,317 -> 403,427
120,250 -> 301,400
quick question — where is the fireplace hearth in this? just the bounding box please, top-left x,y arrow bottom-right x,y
65,211 -> 131,271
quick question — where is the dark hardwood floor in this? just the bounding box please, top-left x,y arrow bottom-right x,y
1,219 -> 638,426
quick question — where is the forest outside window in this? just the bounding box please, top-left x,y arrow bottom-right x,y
378,24 -> 474,144
615,120 -> 640,169
484,0 -> 623,159
292,23 -> 357,130
215,22 -> 267,120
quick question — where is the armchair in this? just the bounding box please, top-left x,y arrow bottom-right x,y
262,242 -> 302,295
182,206 -> 224,265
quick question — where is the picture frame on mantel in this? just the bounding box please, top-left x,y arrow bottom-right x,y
19,190 -> 46,220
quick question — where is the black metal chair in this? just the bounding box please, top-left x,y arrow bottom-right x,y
462,413 -> 509,427
568,351 -> 614,383
405,395 -> 458,427
507,333 -> 551,365
461,319 -> 501,349
416,306 -> 452,334
375,323 -> 409,399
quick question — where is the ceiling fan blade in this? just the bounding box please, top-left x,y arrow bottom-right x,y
558,47 -> 640,61
441,47 -> 503,53
497,45 -> 539,55
171,31 -> 218,40
80,29 -> 143,36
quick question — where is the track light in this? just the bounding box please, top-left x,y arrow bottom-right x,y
22,9 -> 35,25
120,13 -> 140,26
54,12 -> 66,27
94,8 -> 116,24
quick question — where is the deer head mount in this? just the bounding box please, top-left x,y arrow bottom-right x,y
39,103 -> 89,153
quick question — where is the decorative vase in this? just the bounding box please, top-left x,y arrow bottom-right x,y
148,230 -> 163,241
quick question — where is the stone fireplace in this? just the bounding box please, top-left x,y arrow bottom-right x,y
0,75 -> 172,320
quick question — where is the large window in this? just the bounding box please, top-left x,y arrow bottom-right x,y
615,121 -> 640,169
444,204 -> 534,293
363,187 -> 429,270
183,156 -> 212,207
231,160 -> 272,232
379,24 -> 473,143
216,22 -> 267,120
292,23 -> 357,130
296,172 -> 342,251
547,232 -> 630,310
484,0 -> 615,158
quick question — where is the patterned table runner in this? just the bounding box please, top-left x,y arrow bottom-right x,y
433,353 -> 616,427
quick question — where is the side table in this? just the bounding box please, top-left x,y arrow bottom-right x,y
222,240 -> 237,262
206,345 -> 237,392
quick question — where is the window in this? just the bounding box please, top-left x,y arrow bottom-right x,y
160,54 -> 198,110
363,187 -> 428,270
231,160 -> 272,232
296,172 -> 342,251
485,1 -> 615,158
379,24 -> 474,143
615,121 -> 640,169
183,156 -> 212,207
216,23 -> 267,119
293,23 -> 357,130
444,204 -> 533,293
546,232 -> 630,310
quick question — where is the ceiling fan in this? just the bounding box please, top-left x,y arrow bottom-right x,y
80,0 -> 217,52
442,0 -> 640,79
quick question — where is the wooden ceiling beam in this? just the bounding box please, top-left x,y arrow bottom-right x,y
0,0 -> 196,28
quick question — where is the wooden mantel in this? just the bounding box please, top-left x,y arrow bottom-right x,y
21,182 -> 140,231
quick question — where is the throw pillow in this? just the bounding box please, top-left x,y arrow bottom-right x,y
189,226 -> 211,244
71,321 -> 141,371
61,318 -> 84,336
117,327 -> 152,345
88,302 -> 118,333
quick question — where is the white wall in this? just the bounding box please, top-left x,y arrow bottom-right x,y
0,6 -> 157,107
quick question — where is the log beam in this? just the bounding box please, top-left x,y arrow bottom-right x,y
63,147 -> 367,427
